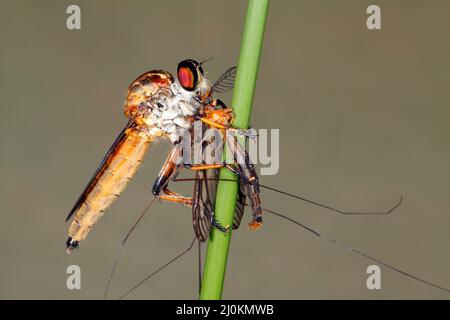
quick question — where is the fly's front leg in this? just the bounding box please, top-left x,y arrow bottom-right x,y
152,146 -> 182,195
199,108 -> 234,130
157,187 -> 193,207
184,163 -> 226,171
152,147 -> 193,206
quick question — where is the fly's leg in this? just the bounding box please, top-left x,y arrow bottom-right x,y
152,147 -> 229,233
151,146 -> 193,206
184,163 -> 226,171
157,187 -> 193,207
199,108 -> 256,142
199,108 -> 234,130
211,217 -> 229,233
156,179 -> 230,234
152,146 -> 182,195
224,163 -> 263,231
223,130 -> 263,230
189,111 -> 264,230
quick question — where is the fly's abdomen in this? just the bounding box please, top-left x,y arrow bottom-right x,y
66,127 -> 151,252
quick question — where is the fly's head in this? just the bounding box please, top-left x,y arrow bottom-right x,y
174,59 -> 212,107
123,60 -> 212,144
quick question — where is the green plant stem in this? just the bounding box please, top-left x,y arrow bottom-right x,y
199,0 -> 270,300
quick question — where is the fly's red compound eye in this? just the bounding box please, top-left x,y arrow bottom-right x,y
177,59 -> 202,91
178,67 -> 196,91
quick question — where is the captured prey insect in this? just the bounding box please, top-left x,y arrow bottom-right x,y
65,59 -> 450,299
65,58 -> 261,252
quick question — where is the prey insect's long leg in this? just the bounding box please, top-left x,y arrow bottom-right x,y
260,184 -> 403,215
104,197 -> 157,299
262,207 -> 450,294
174,177 -> 402,216
104,146 -> 187,299
159,176 -> 450,294
105,145 -> 189,299
119,236 -> 197,300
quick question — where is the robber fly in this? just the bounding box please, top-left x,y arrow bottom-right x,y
66,60 -> 450,299
65,59 -> 261,252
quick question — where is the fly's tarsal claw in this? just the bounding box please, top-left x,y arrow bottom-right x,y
211,218 -> 230,233
247,219 -> 263,231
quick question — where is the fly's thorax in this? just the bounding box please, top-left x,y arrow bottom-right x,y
138,80 -> 208,143
125,70 -> 173,117
145,92 -> 196,143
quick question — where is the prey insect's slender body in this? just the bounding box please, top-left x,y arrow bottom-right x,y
66,59 -> 261,252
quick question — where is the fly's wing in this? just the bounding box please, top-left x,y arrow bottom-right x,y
65,119 -> 135,222
211,66 -> 237,94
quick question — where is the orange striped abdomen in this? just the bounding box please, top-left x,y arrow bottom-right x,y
67,128 -> 151,248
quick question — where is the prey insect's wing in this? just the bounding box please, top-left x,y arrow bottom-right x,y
191,120 -> 247,241
233,182 -> 246,230
211,66 -> 237,94
65,118 -> 135,222
192,169 -> 214,242
192,169 -> 247,241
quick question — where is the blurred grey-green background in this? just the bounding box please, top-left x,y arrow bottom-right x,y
1,0 -> 449,299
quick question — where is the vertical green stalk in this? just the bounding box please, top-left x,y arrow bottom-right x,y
199,0 -> 270,300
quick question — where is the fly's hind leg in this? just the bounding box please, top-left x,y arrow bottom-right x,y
223,131 -> 263,230
222,163 -> 263,231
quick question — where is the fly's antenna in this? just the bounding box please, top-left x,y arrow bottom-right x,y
262,206 -> 450,294
119,236 -> 197,300
104,197 -> 157,299
173,177 -> 402,215
260,183 -> 403,215
199,56 -> 214,66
